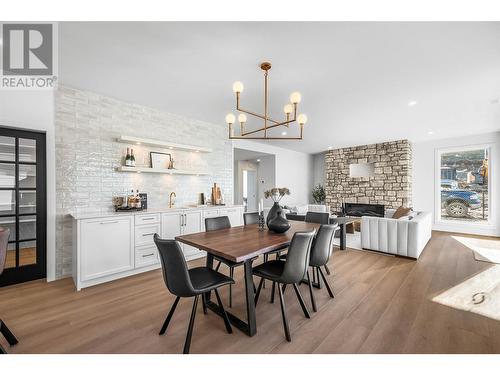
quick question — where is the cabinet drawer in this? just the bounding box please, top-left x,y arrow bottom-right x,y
135,245 -> 159,267
135,213 -> 160,226
203,209 -> 219,218
135,223 -> 161,246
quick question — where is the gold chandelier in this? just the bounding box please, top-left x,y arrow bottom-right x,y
225,62 -> 308,140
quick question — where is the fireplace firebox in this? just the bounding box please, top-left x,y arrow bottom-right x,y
343,203 -> 385,217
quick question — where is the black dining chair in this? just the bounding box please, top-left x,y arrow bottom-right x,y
0,227 -> 19,355
252,230 -> 315,342
243,211 -> 259,225
154,234 -> 234,354
205,216 -> 241,307
306,224 -> 338,312
304,211 -> 333,276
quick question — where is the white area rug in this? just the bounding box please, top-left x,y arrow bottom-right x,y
452,235 -> 500,264
432,265 -> 500,321
333,231 -> 362,250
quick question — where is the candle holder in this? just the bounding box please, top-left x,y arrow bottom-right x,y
258,211 -> 265,231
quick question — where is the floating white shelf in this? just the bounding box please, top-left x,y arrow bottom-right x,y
116,166 -> 210,176
117,135 -> 213,153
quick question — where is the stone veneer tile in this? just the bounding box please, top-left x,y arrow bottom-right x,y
55,86 -> 233,279
324,140 -> 412,213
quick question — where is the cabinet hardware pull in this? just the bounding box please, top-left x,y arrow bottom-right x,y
142,253 -> 155,257
142,217 -> 155,221
100,221 -> 119,224
142,233 -> 155,236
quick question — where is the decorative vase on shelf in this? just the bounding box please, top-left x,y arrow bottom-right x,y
268,209 -> 290,233
266,201 -> 281,226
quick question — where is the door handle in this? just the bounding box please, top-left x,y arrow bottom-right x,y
142,253 -> 155,258
100,221 -> 118,225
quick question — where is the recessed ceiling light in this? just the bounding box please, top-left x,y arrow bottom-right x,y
256,159 -> 261,162
428,131 -> 434,135
408,101 -> 418,106
281,131 -> 287,136
327,146 -> 333,150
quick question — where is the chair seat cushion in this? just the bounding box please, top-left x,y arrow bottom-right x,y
189,267 -> 234,293
252,260 -> 285,282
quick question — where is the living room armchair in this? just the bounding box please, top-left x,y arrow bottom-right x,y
360,209 -> 432,259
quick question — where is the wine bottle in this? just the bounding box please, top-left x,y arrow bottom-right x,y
125,148 -> 131,167
130,149 -> 136,167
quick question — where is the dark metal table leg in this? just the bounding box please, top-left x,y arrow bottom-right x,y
0,320 -> 18,346
340,224 -> 346,250
243,259 -> 257,336
205,253 -> 214,302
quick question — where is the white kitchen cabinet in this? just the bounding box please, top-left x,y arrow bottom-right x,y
161,210 -> 203,260
77,216 -> 134,287
219,207 -> 243,227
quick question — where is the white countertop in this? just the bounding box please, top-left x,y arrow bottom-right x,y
70,205 -> 244,220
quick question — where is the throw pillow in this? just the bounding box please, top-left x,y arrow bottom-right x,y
392,206 -> 412,219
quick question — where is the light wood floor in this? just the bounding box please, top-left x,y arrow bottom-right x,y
1,231 -> 500,354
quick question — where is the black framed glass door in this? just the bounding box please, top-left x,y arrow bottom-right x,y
0,126 -> 46,287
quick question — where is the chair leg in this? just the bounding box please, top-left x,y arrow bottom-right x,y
183,295 -> 199,354
276,252 -> 281,260
277,283 -> 291,342
159,296 -> 180,335
316,267 -> 322,289
318,267 -> 334,298
254,277 -> 264,306
324,264 -> 331,275
201,294 -> 207,315
270,281 -> 276,303
262,254 -> 268,289
0,320 -> 19,346
292,283 -> 311,319
229,267 -> 234,308
306,270 -> 317,312
0,344 -> 6,354
214,289 -> 233,334
215,261 -> 222,271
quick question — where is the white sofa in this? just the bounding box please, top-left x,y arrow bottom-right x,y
360,209 -> 432,259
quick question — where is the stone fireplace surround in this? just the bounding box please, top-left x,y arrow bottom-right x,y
324,140 -> 412,213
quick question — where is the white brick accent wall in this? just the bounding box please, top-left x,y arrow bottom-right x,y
55,86 -> 233,278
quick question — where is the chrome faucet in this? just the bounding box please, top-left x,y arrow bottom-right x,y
169,192 -> 176,208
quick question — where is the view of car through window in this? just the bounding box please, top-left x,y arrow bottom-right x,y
440,148 -> 489,222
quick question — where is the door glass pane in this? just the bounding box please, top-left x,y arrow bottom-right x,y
19,190 -> 36,214
19,240 -> 36,266
0,216 -> 16,240
0,163 -> 15,188
4,243 -> 16,269
20,215 -> 36,240
0,190 -> 16,215
0,136 -> 15,162
440,148 -> 489,222
19,164 -> 36,188
19,138 -> 36,162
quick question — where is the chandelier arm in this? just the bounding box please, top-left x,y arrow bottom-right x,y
241,118 -> 298,136
229,136 -> 303,140
236,107 -> 281,125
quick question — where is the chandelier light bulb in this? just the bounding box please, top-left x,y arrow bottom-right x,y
290,91 -> 302,104
238,113 -> 247,123
232,81 -> 244,93
283,104 -> 293,114
225,113 -> 236,124
297,113 -> 308,125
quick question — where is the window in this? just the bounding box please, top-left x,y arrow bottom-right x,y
438,146 -> 490,224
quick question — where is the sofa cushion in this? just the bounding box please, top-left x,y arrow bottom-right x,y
392,206 -> 412,219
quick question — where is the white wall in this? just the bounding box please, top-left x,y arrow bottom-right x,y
0,90 -> 56,281
232,140 -> 313,207
312,152 -> 325,187
257,155 -> 276,208
413,132 -> 499,236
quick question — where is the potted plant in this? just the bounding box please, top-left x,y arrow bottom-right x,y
312,184 -> 326,204
264,187 -> 291,231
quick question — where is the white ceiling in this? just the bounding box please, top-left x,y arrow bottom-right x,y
59,22 -> 500,154
234,148 -> 272,161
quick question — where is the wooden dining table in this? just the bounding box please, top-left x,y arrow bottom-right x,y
175,221 -> 319,337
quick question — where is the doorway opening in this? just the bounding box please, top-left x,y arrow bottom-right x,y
233,148 -> 276,212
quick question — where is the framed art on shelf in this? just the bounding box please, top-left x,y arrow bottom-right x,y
150,152 -> 173,169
